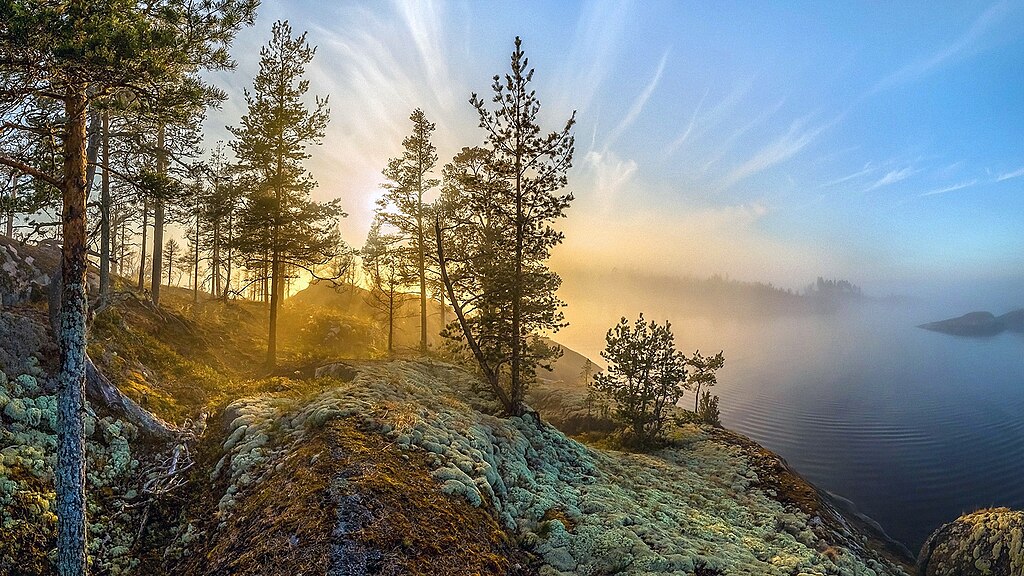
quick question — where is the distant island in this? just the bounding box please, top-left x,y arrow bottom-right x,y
918,309 -> 1024,336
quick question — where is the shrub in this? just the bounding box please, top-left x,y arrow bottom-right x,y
590,314 -> 688,444
696,390 -> 721,427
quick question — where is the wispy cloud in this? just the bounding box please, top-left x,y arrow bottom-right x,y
870,1 -> 1015,95
918,179 -> 979,197
394,0 -> 458,111
554,0 -> 631,117
700,97 -> 786,176
864,167 -> 917,192
996,165 -> 1024,181
664,78 -> 756,160
664,87 -> 708,155
717,115 -> 833,190
821,162 -> 876,188
601,50 -> 669,152
583,150 -> 639,211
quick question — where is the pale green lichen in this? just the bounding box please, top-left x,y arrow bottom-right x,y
213,361 -> 909,576
0,362 -> 142,575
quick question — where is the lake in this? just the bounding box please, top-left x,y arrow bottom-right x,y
560,298 -> 1024,552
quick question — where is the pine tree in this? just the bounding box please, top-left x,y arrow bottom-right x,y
362,217 -> 409,354
229,20 -> 345,368
436,37 -> 576,415
164,238 -> 179,286
592,315 -> 690,444
201,143 -> 240,299
687,349 -> 725,412
376,109 -> 439,353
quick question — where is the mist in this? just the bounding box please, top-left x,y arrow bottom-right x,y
546,263 -> 1024,552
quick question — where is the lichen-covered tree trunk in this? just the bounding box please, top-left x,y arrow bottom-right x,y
56,85 -> 89,576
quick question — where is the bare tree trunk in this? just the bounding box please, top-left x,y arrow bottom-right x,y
267,249 -> 279,367
387,287 -> 394,354
510,156 -> 524,414
4,173 -> 14,237
56,85 -> 89,576
440,290 -> 446,327
261,254 -> 269,304
137,198 -> 148,291
166,245 -> 173,287
118,209 -> 126,277
99,110 -> 111,300
417,197 -> 427,353
150,124 -> 166,306
223,212 -> 233,300
212,215 -> 221,298
434,219 -> 511,411
193,206 -> 200,303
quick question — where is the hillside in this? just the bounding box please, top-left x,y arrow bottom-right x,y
0,239 -> 914,575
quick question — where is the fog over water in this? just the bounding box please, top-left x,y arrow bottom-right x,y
556,270 -> 1024,550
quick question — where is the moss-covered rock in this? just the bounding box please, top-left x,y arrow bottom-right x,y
917,507 -> 1024,576
0,360 -> 143,576
200,360 -> 910,576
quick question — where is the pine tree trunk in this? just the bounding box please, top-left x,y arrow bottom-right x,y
150,124 -> 166,306
99,111 -> 111,299
267,250 -> 279,367
56,85 -> 89,576
224,212 -> 232,300
212,218 -> 221,298
440,289 -> 446,327
510,154 -> 524,415
193,204 -> 200,303
138,199 -> 147,291
387,287 -> 394,354
5,173 -> 14,237
417,188 -> 427,353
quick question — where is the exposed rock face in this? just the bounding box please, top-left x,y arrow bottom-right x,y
0,239 -> 53,307
917,508 -> 1024,576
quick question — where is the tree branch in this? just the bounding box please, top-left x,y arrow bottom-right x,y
0,154 -> 61,189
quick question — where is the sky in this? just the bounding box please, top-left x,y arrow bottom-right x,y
202,0 -> 1024,297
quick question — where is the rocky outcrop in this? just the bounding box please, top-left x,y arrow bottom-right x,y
999,309 -> 1024,332
919,311 -> 1004,336
181,360 -> 912,576
0,237 -> 58,307
917,508 -> 1024,576
919,309 -> 1024,337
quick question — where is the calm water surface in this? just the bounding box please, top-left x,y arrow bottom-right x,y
695,304 -> 1024,551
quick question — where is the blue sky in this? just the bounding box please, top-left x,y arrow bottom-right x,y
204,0 -> 1024,294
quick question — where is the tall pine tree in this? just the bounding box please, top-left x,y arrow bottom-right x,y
230,20 -> 345,368
376,109 -> 439,353
436,37 -> 576,415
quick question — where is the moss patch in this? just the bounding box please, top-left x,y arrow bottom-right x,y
170,414 -> 531,576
